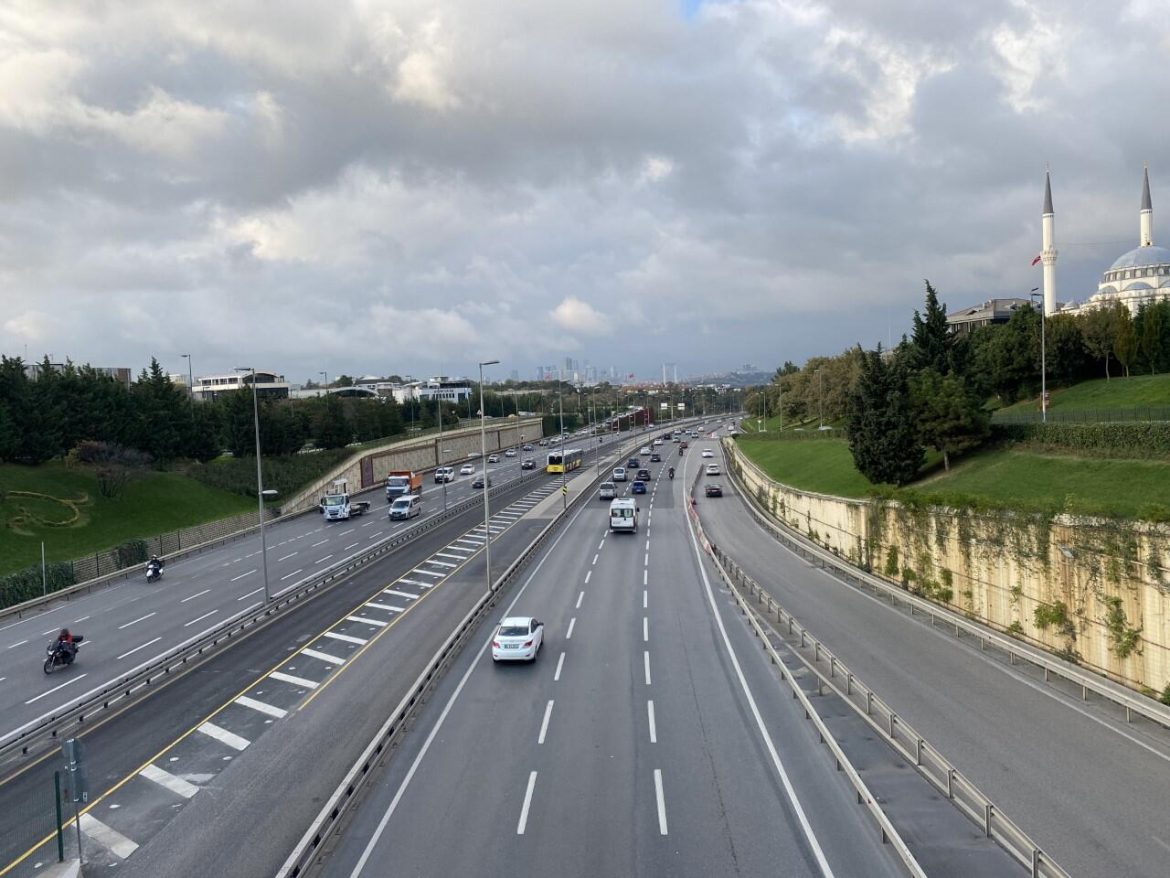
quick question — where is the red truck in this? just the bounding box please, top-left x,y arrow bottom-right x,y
385,470 -> 423,500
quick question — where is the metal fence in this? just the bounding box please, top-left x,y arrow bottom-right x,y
993,405 -> 1170,425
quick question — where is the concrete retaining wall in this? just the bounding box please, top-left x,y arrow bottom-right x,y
726,438 -> 1170,696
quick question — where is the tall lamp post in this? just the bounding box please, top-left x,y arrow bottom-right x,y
479,360 -> 499,592
557,375 -> 566,510
1029,287 -> 1047,423
235,367 -> 271,603
320,370 -> 328,397
180,354 -> 194,403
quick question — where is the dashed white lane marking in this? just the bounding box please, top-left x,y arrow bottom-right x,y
576,591 -> 584,609
315,554 -> 334,564
72,615 -> 90,623
80,812 -> 139,858
278,552 -> 297,561
270,670 -> 320,689
311,539 -> 329,548
648,700 -> 657,743
230,569 -> 257,582
398,578 -> 430,589
427,560 -> 457,568
643,569 -> 648,586
566,617 -> 576,639
368,533 -> 382,541
592,554 -> 599,565
644,553 -> 649,566
554,652 -> 565,682
367,602 -> 404,613
323,631 -> 367,645
517,771 -> 538,835
236,695 -> 288,719
26,673 -> 88,704
345,542 -> 361,551
382,589 -> 417,600
413,568 -> 444,578
643,617 -> 648,642
643,590 -> 648,609
654,769 -> 668,835
117,637 -> 161,660
644,651 -> 652,686
434,552 -> 465,561
180,589 -> 210,603
339,529 -> 355,536
645,539 -> 650,551
6,640 -> 28,649
140,763 -> 199,799
238,587 -> 264,601
597,540 -> 605,551
302,647 -> 346,665
584,570 -> 592,584
198,721 -> 250,751
118,612 -> 156,630
280,568 -> 304,581
361,521 -> 374,528
346,615 -> 388,628
538,700 -> 554,744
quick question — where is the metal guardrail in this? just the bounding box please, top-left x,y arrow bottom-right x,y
709,546 -> 1069,878
274,423 -> 672,877
726,442 -> 1170,731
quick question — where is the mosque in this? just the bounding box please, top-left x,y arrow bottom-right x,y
1044,167 -> 1170,316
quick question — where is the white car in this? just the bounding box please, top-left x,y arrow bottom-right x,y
701,449 -> 714,458
460,463 -> 476,476
653,438 -> 663,446
492,616 -> 544,662
640,446 -> 652,455
706,463 -> 721,476
434,466 -> 455,483
612,466 -> 627,482
488,454 -> 500,463
504,448 -> 517,457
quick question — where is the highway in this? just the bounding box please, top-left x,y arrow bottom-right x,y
695,435 -> 1170,877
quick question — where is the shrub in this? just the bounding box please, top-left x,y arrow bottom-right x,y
186,449 -> 352,499
0,561 -> 76,610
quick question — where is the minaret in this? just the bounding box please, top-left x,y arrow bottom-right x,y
1041,169 -> 1057,316
1140,165 -> 1153,247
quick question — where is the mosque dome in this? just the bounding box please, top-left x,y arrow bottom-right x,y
1109,245 -> 1170,271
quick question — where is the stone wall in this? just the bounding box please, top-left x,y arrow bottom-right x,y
725,438 -> 1170,697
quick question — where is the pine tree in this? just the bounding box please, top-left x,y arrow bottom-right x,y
847,348 -> 923,486
910,369 -> 990,471
908,281 -> 953,374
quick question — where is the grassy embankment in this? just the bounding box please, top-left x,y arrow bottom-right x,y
0,463 -> 254,577
995,372 -> 1170,416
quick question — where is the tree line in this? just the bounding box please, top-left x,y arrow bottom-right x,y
747,285 -> 1170,486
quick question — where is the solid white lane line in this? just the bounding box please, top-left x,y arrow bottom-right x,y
517,771 -> 538,835
554,652 -> 565,682
323,631 -> 367,645
140,763 -> 199,799
236,695 -> 288,718
118,612 -> 157,630
230,569 -> 256,582
538,700 -> 554,744
654,769 -> 668,835
643,590 -> 648,608
346,615 -> 388,628
643,617 -> 648,642
25,674 -> 88,705
367,603 -> 404,613
180,589 -> 211,603
576,591 -> 584,609
79,812 -> 139,858
237,587 -> 264,601
315,554 -> 334,564
382,589 -> 417,600
584,570 -> 592,584
592,554 -> 599,565
644,651 -> 652,685
117,637 -> 161,660
648,700 -> 657,743
280,568 -> 304,581
184,610 -> 218,627
566,618 -> 576,639
345,542 -> 361,550
302,647 -> 347,665
270,670 -> 320,689
198,721 -> 250,751
311,539 -> 329,548
278,552 -> 297,561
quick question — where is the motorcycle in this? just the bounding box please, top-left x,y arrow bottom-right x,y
44,635 -> 83,674
146,559 -> 164,583
668,467 -> 675,480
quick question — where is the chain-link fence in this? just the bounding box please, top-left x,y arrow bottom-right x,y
4,770 -> 66,865
993,405 -> 1170,425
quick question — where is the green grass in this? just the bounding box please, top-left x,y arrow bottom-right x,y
735,438 -> 875,497
0,463 -> 254,577
996,372 -> 1170,415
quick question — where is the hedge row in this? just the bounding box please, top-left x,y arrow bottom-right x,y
0,561 -> 76,611
186,449 -> 353,499
992,422 -> 1170,458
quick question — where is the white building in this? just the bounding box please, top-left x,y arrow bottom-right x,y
191,371 -> 289,401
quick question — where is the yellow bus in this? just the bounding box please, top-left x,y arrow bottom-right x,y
546,448 -> 584,474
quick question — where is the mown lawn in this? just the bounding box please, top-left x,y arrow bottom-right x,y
734,438 -> 874,497
0,463 -> 254,576
996,372 -> 1170,415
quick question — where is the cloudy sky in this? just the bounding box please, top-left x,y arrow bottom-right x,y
2,0 -> 1169,385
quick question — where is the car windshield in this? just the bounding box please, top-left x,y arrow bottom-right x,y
392,499 -> 409,509
387,477 -> 409,487
323,495 -> 345,507
499,625 -> 528,637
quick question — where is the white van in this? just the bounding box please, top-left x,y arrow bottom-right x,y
389,494 -> 423,521
599,481 -> 616,500
609,498 -> 638,533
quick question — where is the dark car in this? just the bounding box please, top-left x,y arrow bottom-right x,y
632,480 -> 647,494
627,457 -> 640,469
650,453 -> 662,463
521,458 -> 536,470
705,483 -> 723,497
472,473 -> 493,489
636,469 -> 651,482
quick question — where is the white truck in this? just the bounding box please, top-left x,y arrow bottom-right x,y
609,498 -> 638,533
319,479 -> 372,521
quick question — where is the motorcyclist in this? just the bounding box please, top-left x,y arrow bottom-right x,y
54,627 -> 79,660
147,554 -> 165,577
668,466 -> 675,480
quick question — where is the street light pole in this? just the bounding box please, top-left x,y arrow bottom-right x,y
320,370 -> 328,397
180,354 -> 194,403
235,367 -> 270,603
1030,287 -> 1047,423
558,376 -> 566,510
818,368 -> 824,430
479,360 -> 499,592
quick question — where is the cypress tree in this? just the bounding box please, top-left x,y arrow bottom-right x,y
847,347 -> 923,486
